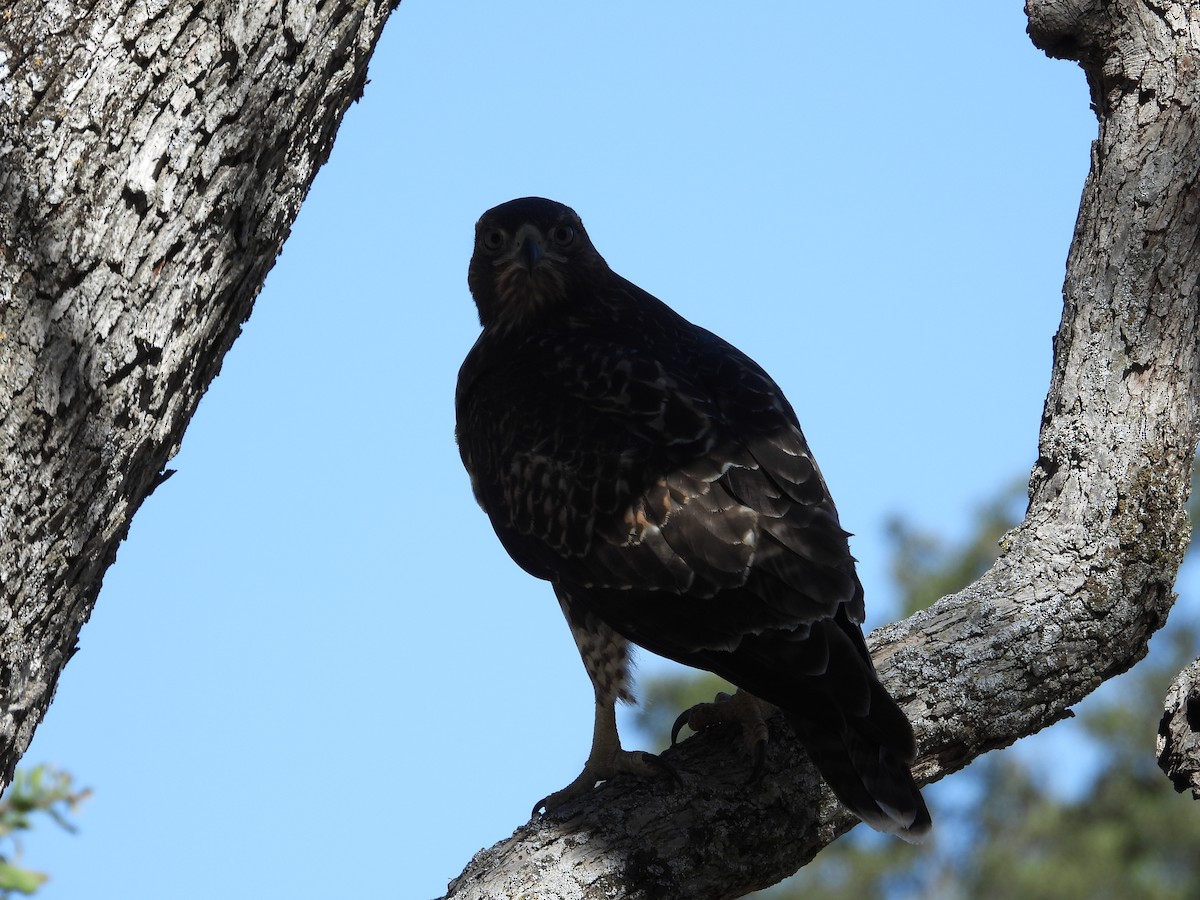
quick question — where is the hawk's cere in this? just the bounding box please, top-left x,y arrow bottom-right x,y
456,197 -> 931,840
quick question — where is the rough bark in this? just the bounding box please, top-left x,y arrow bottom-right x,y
0,0 -> 397,786
1159,483 -> 1200,790
442,2 -> 1200,898
1159,660 -> 1200,797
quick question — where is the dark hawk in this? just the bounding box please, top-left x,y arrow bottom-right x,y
456,197 -> 931,840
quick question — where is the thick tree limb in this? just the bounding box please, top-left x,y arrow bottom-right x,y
1159,660 -> 1200,797
2,1 -> 1197,898
0,0 -> 397,786
442,2 -> 1200,898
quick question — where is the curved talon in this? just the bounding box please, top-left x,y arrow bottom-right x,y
532,793 -> 566,817
672,689 -> 775,781
671,709 -> 693,746
672,691 -> 737,745
533,747 -> 678,816
533,769 -> 597,816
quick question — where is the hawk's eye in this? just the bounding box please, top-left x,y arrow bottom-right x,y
481,228 -> 505,252
549,224 -> 575,247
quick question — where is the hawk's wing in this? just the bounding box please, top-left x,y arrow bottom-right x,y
456,292 -> 863,649
459,198 -> 927,839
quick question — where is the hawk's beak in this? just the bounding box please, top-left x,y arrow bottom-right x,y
512,224 -> 545,270
523,235 -> 543,269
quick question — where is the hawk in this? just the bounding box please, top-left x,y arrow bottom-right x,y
456,197 -> 930,840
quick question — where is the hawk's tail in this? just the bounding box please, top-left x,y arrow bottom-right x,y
784,709 -> 932,843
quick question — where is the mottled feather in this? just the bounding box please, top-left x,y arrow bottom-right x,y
457,197 -> 930,838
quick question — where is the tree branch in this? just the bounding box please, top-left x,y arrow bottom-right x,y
442,1 -> 1200,897
0,0 -> 397,786
1159,660 -> 1200,797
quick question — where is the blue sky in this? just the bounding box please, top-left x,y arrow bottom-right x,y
17,3 -> 1108,898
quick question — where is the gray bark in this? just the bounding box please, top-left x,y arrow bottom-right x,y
0,0 -> 396,785
2,1 -> 1197,898
1159,659 -> 1200,797
443,2 -> 1200,898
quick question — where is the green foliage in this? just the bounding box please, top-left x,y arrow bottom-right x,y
636,464 -> 1200,899
0,766 -> 89,897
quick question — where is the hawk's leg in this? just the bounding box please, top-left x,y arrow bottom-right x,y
672,689 -> 776,781
534,591 -> 676,815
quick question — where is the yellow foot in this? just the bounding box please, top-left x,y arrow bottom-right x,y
671,689 -> 775,782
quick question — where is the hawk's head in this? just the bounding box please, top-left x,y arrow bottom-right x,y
468,197 -> 608,332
